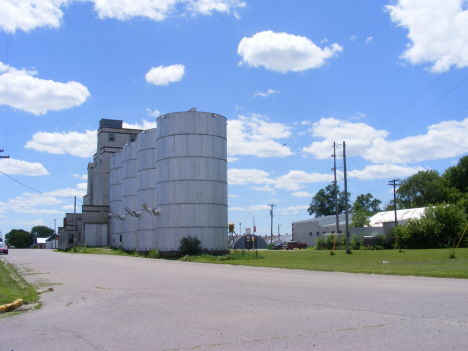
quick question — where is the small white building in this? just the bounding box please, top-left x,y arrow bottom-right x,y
368,207 -> 426,227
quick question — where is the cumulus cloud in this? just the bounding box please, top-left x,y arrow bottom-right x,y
228,114 -> 293,158
365,36 -> 373,44
277,205 -> 308,212
253,89 -> 279,98
146,108 -> 161,117
274,170 -> 333,191
0,0 -> 69,33
145,64 -> 185,86
123,119 -> 157,130
303,117 -> 468,165
238,31 -> 343,73
0,62 -> 90,115
386,0 -> 468,72
0,0 -> 246,33
230,204 -> 271,211
349,164 -> 425,180
0,158 -> 49,176
292,191 -> 312,198
228,168 -> 275,186
302,117 -> 388,160
25,130 -> 96,158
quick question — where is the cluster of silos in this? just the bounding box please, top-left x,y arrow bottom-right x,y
108,111 -> 228,254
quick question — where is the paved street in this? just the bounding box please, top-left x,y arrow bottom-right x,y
1,249 -> 467,350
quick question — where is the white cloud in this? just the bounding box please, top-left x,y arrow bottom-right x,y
321,38 -> 328,44
253,89 -> 279,98
0,62 -> 90,115
228,194 -> 239,198
9,219 -> 46,227
0,0 -> 69,33
1,0 -> 245,33
62,205 -> 75,210
303,117 -> 468,165
386,0 -> 468,73
0,192 -> 62,214
81,174 -> 88,180
227,156 -> 240,163
250,185 -> 275,195
123,119 -> 157,130
228,168 -> 274,186
274,170 -> 333,191
349,164 -> 425,180
365,36 -> 373,44
71,174 -> 79,178
186,0 -> 246,16
228,114 -> 293,158
302,117 -> 388,160
25,130 -> 97,158
230,204 -> 271,211
145,64 -> 185,86
292,191 -> 312,198
277,205 -> 308,212
364,118 -> 468,164
0,158 -> 49,176
238,31 -> 343,73
146,108 -> 160,117
350,35 -> 357,41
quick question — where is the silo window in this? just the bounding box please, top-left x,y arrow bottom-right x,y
108,133 -> 115,142
130,134 -> 137,142
309,232 -> 312,236
316,232 -> 319,235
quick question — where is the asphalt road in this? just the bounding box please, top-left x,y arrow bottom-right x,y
1,249 -> 467,350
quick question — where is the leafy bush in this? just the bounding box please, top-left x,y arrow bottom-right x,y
179,236 -> 202,256
325,235 -> 336,250
147,249 -> 161,259
393,203 -> 468,249
350,234 -> 361,250
314,238 -> 325,250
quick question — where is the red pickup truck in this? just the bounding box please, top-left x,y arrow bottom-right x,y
286,241 -> 307,250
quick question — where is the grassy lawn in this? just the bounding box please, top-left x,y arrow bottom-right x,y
57,246 -> 147,257
0,258 -> 39,306
182,248 -> 468,279
58,246 -> 468,279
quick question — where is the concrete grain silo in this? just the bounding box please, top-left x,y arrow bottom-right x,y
137,128 -> 158,251
155,111 -> 228,254
122,141 -> 138,250
109,151 -> 123,247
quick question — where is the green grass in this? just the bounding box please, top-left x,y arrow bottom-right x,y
182,248 -> 468,279
58,246 -> 146,257
0,259 -> 39,305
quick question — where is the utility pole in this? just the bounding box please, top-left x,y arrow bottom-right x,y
278,224 -> 281,236
388,179 -> 400,227
250,213 -> 256,233
239,223 -> 242,236
332,142 -> 339,237
267,204 -> 276,248
343,142 -> 350,254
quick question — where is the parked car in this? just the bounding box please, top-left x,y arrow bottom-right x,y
286,241 -> 307,250
272,242 -> 283,250
0,242 -> 8,255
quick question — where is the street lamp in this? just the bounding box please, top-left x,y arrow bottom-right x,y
249,213 -> 255,233
239,223 -> 242,235
278,224 -> 281,236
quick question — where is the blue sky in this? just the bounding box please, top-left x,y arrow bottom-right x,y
1,0 -> 468,238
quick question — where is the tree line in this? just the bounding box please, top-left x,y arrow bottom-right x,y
4,226 -> 55,248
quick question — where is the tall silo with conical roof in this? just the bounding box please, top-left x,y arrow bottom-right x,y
155,111 -> 228,254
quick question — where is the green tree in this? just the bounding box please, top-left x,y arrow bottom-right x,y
350,208 -> 371,227
352,193 -> 381,214
443,155 -> 468,194
397,170 -> 446,209
30,226 -> 55,238
393,203 -> 467,249
179,236 -> 202,256
5,229 -> 35,248
307,184 -> 350,217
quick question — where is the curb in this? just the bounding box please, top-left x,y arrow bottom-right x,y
0,299 -> 23,313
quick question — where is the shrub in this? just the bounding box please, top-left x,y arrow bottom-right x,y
314,238 -> 325,250
179,236 -> 202,256
147,249 -> 161,259
350,234 -> 361,250
393,203 -> 467,249
325,235 -> 336,250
